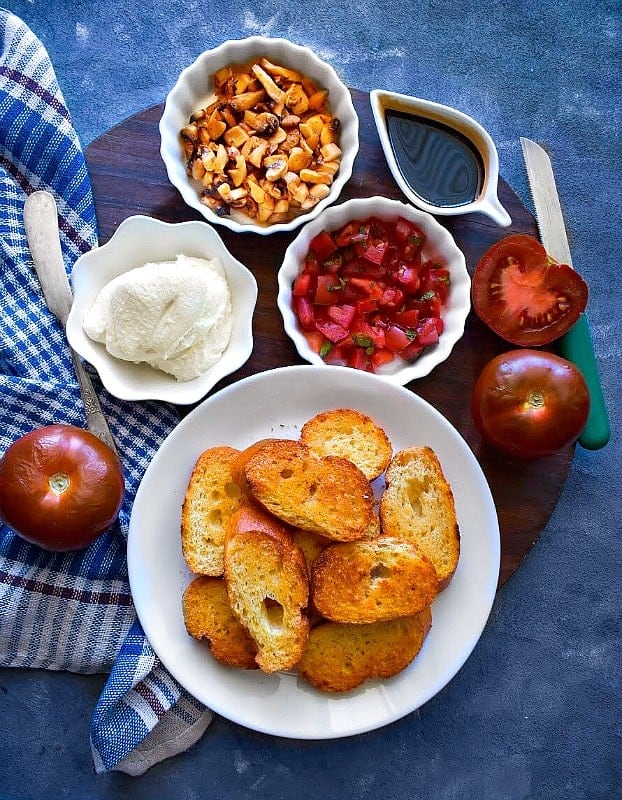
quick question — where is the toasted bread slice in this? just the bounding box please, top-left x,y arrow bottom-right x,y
182,576 -> 258,669
244,439 -> 374,541
224,509 -> 310,673
361,510 -> 381,540
291,528 -> 333,572
230,438 -> 282,492
379,447 -> 459,587
311,536 -> 439,623
300,408 -> 392,480
297,608 -> 432,692
290,528 -> 332,626
226,499 -> 298,544
181,446 -> 245,576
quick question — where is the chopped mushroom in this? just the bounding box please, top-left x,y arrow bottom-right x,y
180,57 -> 342,225
251,63 -> 286,105
243,110 -> 280,136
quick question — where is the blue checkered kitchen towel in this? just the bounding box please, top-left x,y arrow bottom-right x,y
0,10 -> 212,775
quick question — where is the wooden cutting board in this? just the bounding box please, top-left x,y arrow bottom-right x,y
84,87 -> 573,588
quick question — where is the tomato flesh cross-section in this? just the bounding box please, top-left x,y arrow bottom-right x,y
471,234 -> 588,346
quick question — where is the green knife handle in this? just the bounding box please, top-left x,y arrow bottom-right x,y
558,313 -> 610,450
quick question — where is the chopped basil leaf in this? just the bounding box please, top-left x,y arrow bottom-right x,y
353,334 -> 375,354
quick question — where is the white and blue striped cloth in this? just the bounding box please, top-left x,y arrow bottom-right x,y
0,10 -> 212,774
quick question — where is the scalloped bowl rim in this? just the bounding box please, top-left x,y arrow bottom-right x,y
159,36 -> 360,235
66,216 -> 258,404
277,197 -> 470,384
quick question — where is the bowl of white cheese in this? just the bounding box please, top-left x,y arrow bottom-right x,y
66,215 -> 258,404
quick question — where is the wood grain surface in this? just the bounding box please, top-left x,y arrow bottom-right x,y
84,88 -> 573,588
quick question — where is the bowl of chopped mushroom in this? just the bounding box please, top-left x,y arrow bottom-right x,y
159,37 -> 359,234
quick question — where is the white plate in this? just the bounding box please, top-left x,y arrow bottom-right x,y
128,365 -> 500,738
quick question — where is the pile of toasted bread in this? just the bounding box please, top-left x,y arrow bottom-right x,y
181,408 -> 460,692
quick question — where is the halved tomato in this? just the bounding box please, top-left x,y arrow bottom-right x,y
472,234 -> 588,346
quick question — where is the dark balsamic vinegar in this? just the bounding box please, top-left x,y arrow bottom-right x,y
385,110 -> 484,207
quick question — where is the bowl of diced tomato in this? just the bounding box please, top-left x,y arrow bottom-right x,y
277,196 -> 470,383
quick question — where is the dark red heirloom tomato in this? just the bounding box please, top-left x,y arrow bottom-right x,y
472,234 -> 588,346
0,424 -> 125,551
471,349 -> 590,458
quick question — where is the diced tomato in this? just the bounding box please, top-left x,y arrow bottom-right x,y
310,230 -> 337,260
292,271 -> 314,297
403,237 -> 425,262
356,260 -> 388,280
315,319 -> 350,343
321,253 -> 343,273
395,264 -> 420,293
409,291 -> 442,319
314,273 -> 343,305
355,297 -> 379,316
384,325 -> 415,352
417,317 -> 443,345
383,248 -> 400,272
341,259 -> 367,277
295,296 -> 315,331
303,330 -> 325,354
391,308 -> 420,328
420,291 -> 443,318
350,319 -> 385,349
303,252 -> 320,273
290,214 -> 450,374
361,239 -> 389,266
348,277 -> 383,299
393,216 -> 414,243
322,341 -> 345,363
327,304 -> 356,329
341,282 -> 364,303
370,348 -> 395,369
378,286 -> 405,308
334,222 -> 369,247
347,346 -> 371,371
393,217 -> 426,256
401,340 -> 425,362
420,265 -> 451,303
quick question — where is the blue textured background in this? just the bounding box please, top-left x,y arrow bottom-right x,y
1,2 -> 620,798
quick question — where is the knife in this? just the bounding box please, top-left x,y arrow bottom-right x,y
520,137 -> 610,450
23,190 -> 119,456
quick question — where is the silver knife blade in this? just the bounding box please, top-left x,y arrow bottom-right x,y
519,137 -> 572,265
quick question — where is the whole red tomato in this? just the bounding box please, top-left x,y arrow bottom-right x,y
472,234 -> 588,346
471,349 -> 590,458
0,424 -> 125,551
